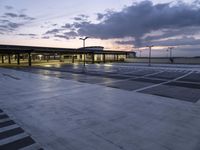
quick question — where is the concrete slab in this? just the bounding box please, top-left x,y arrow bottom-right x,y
166,81 -> 200,89
131,77 -> 166,84
125,69 -> 158,76
149,71 -> 188,79
179,72 -> 200,83
140,84 -> 200,102
103,80 -> 153,91
0,109 -> 43,150
1,66 -> 200,150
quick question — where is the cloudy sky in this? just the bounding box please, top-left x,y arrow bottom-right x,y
0,0 -> 200,57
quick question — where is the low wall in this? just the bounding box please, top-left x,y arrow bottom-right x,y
125,57 -> 200,64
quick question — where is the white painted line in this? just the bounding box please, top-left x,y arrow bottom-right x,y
0,132 -> 28,146
0,118 -> 11,123
20,143 -> 41,150
143,70 -> 164,77
99,70 -> 165,85
0,124 -> 19,133
134,71 -> 194,92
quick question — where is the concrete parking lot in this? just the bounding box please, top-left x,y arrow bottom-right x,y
16,63 -> 200,103
0,63 -> 200,150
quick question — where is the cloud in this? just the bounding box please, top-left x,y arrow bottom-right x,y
42,36 -> 50,39
18,14 -> 35,20
73,14 -> 89,22
74,17 -> 83,21
61,23 -> 72,29
5,6 -> 13,10
45,29 -> 62,34
152,37 -> 200,46
143,26 -> 200,42
116,36 -> 200,47
0,21 -> 22,32
0,7 -> 35,34
0,21 -> 23,32
96,13 -> 104,20
43,0 -> 200,47
63,31 -> 77,37
115,40 -> 134,45
2,12 -> 35,20
4,13 -> 18,18
17,33 -> 38,39
17,33 -> 37,36
54,34 -> 70,40
73,1 -> 200,47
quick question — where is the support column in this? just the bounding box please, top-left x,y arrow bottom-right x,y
8,54 -> 11,64
117,54 -> 119,61
17,53 -> 20,65
59,54 -> 61,62
114,54 -> 116,61
46,56 -> 49,62
72,55 -> 74,63
1,55 -> 4,63
92,53 -> 95,64
125,53 -> 128,59
103,54 -> 106,63
28,53 -> 32,66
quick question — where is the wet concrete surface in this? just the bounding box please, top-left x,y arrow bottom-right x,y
10,63 -> 200,102
1,64 -> 200,150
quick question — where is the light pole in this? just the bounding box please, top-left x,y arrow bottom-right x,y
167,47 -> 174,63
168,47 -> 173,58
79,37 -> 89,69
146,45 -> 154,67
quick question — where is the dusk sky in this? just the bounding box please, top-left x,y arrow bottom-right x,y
0,0 -> 200,57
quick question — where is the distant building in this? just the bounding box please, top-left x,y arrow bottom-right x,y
78,46 -> 104,51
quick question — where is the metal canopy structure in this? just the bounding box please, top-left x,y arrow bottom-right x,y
0,44 -> 129,54
0,44 -> 135,66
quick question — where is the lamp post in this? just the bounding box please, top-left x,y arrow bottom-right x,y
146,45 -> 154,67
167,47 -> 174,63
168,47 -> 173,58
79,37 -> 89,69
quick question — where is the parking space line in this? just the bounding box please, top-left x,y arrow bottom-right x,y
0,118 -> 11,123
134,71 -> 194,92
0,120 -> 16,128
0,109 -> 44,150
98,70 -> 165,85
0,124 -> 19,133
0,132 -> 29,146
20,143 -> 42,150
143,70 -> 165,77
0,136 -> 35,150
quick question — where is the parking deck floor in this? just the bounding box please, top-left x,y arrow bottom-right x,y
0,63 -> 200,150
15,63 -> 200,103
